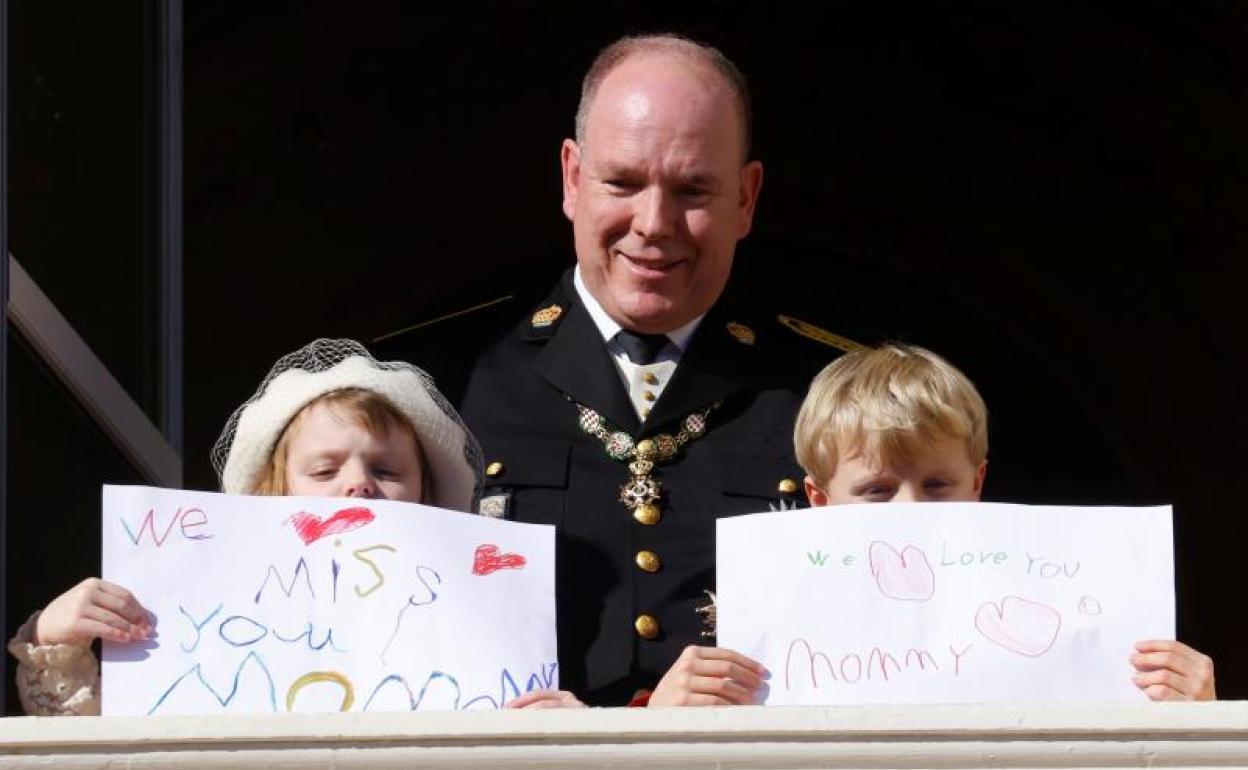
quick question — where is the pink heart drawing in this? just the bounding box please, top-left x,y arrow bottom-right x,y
975,596 -> 1062,657
288,507 -> 375,545
868,541 -> 935,601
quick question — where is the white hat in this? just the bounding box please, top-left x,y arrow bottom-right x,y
211,338 -> 481,511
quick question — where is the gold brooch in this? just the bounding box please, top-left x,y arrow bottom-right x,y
531,304 -> 563,329
726,321 -> 756,345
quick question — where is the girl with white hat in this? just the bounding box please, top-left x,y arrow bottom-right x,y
8,338 -> 483,715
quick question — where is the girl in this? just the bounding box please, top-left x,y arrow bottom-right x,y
8,338 -> 485,715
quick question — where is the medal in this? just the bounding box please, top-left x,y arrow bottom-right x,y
571,400 -> 718,524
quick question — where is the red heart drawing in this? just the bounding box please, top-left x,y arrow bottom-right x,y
288,507 -> 375,545
975,596 -> 1062,657
472,544 -> 527,576
868,541 -> 936,601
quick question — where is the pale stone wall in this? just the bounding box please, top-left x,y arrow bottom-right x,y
2,702 -> 1246,769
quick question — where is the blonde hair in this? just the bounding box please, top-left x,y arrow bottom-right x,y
794,344 -> 988,486
250,387 -> 432,499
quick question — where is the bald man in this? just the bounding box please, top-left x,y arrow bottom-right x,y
454,34 -> 844,706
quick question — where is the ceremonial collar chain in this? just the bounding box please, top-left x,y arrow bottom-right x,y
571,399 -> 720,525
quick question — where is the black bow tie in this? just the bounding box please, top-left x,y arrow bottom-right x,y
615,330 -> 669,365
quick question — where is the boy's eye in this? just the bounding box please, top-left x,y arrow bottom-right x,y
922,479 -> 955,498
859,485 -> 897,501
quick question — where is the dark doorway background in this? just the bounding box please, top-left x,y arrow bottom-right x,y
176,1 -> 1246,696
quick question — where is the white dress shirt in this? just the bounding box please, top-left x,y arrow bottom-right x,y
573,266 -> 704,422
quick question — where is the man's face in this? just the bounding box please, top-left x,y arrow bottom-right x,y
561,54 -> 763,334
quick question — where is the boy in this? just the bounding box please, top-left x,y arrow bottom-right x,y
795,343 -> 987,507
650,343 -> 1215,705
792,343 -> 1214,702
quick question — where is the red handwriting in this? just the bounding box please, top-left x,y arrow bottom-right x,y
288,507 -> 375,546
951,643 -> 973,674
472,544 -> 527,576
785,638 -> 973,689
120,507 -> 212,547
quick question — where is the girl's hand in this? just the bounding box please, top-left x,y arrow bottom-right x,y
503,689 -> 587,709
34,578 -> 153,647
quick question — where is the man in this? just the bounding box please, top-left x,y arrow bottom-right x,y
400,34 -> 850,706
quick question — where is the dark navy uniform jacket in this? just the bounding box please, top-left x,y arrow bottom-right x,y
430,269 -> 840,704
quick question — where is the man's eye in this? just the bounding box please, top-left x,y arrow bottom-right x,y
373,467 -> 400,478
604,178 -> 641,192
677,185 -> 710,199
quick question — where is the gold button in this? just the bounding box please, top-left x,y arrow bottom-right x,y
486,461 -> 505,477
778,478 -> 799,494
635,550 -> 661,573
643,372 -> 659,385
643,390 -> 656,402
635,614 -> 660,639
642,407 -> 651,418
634,503 -> 661,525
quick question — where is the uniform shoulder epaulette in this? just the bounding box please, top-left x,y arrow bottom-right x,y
775,314 -> 867,354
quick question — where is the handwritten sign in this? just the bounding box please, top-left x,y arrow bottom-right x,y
101,485 -> 556,715
716,503 -> 1173,703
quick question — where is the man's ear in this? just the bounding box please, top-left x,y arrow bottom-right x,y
561,139 -> 582,222
972,459 -> 988,500
804,475 -> 829,507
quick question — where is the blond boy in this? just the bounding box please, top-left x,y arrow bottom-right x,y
790,343 -> 1214,702
795,343 -> 987,506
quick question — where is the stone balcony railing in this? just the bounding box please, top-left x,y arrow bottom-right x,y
1,702 -> 1246,769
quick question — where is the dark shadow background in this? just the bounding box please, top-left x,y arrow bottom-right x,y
7,0 -> 1247,709
182,1 -> 1248,695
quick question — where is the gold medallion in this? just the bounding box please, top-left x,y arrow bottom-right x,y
530,304 -> 563,328
572,399 -> 719,525
726,321 -> 756,345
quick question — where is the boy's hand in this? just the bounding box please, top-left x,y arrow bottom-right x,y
503,689 -> 586,709
648,645 -> 766,707
1130,639 -> 1216,701
34,578 -> 153,647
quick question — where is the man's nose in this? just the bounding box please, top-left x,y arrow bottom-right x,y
632,186 -> 677,241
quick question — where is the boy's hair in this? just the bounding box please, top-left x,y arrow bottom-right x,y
794,343 -> 988,486
251,387 -> 433,499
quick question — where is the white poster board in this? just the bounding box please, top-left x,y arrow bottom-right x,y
101,485 -> 556,715
717,503 -> 1173,704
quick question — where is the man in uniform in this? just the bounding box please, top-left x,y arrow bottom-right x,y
396,34 -> 849,706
